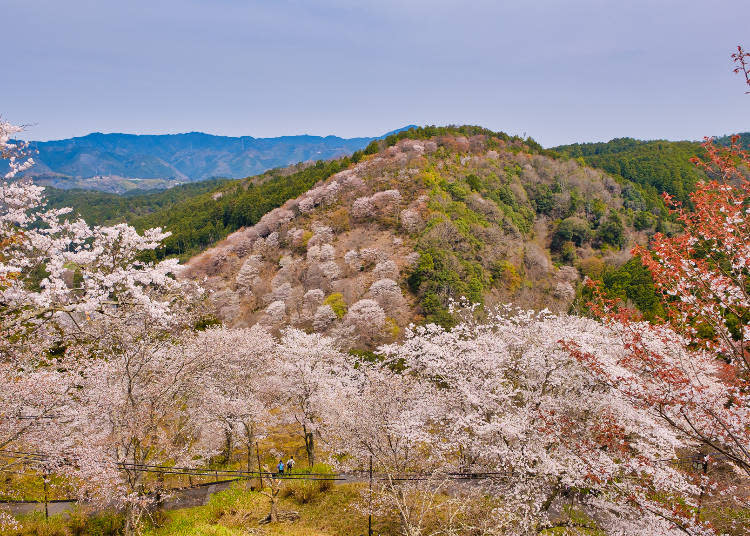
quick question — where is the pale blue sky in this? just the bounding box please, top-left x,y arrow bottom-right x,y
2,0 -> 749,146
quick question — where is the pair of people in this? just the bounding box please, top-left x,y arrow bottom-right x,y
277,456 -> 295,475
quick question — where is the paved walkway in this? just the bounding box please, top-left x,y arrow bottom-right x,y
1,474 -> 354,517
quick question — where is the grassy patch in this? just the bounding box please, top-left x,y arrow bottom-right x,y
140,482 -> 397,536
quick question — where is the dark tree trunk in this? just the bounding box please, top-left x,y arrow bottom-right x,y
221,427 -> 233,465
304,430 -> 315,468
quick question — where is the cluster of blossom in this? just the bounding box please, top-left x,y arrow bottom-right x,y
305,225 -> 333,247
302,288 -> 324,317
317,260 -> 341,281
368,278 -> 402,312
372,259 -> 398,280
330,307 -> 718,535
343,249 -> 362,271
0,121 -> 34,179
343,299 -> 385,344
296,172 -> 358,215
312,303 -> 337,331
307,243 -> 335,263
351,189 -> 402,221
398,207 -> 422,232
262,299 -> 287,326
351,196 -> 374,219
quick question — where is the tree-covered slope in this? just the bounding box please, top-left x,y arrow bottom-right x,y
552,138 -> 707,204
58,126 -> 534,261
43,178 -> 229,224
174,128 -> 656,345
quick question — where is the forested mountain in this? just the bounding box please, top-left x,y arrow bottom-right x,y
170,127 -> 660,339
9,127 -> 414,193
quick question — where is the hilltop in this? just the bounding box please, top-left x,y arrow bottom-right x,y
176,127 -> 659,348
9,127 -> 415,193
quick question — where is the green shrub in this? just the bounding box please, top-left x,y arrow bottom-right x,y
596,212 -> 625,248
633,210 -> 654,231
323,293 -> 347,318
552,217 -> 591,250
445,181 -> 468,201
281,463 -> 335,503
465,173 -> 482,191
561,241 -> 577,264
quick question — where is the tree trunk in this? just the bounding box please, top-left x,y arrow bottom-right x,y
222,427 -> 233,465
123,503 -> 139,536
269,492 -> 279,522
260,476 -> 281,523
123,442 -> 147,536
304,429 -> 315,468
243,422 -> 254,490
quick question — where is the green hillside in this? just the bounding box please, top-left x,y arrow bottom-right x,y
552,138 -> 707,204
715,132 -> 750,149
44,178 -> 229,224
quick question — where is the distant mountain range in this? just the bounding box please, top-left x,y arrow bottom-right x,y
8,127 -> 416,193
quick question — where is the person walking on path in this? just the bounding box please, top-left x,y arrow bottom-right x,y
286,456 -> 295,472
277,459 -> 285,476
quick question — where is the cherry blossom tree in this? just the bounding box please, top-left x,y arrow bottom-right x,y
369,278 -> 403,312
326,363 -> 449,536
62,289 -> 212,533
1,120 -> 209,533
344,299 -> 386,345
378,307 -> 714,535
190,325 -> 276,474
272,328 -> 352,467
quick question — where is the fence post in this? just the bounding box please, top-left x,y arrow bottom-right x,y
368,455 -> 373,536
256,442 -> 263,491
43,470 -> 49,520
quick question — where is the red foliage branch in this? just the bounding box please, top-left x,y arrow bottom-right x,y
732,45 -> 750,93
567,49 -> 750,529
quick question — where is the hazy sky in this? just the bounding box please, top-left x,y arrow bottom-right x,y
3,0 -> 749,146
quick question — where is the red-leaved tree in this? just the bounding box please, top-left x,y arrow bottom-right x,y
568,46 -> 750,533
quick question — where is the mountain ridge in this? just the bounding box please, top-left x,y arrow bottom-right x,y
8,126 -> 417,193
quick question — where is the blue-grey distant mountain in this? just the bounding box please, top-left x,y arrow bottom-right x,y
12,126 -> 416,193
